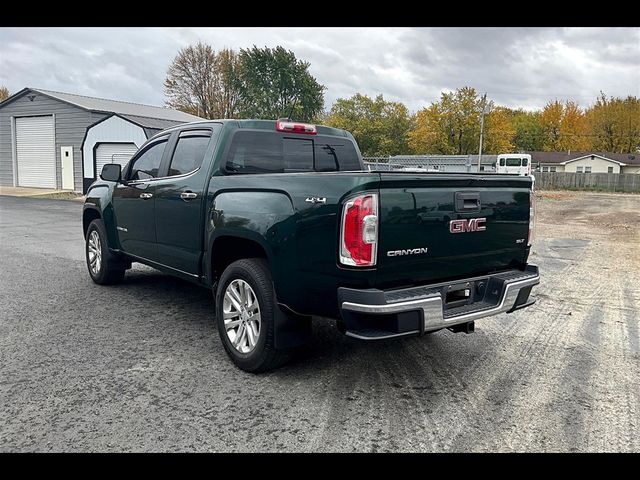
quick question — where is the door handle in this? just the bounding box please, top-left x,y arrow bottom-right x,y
180,192 -> 198,201
140,193 -> 153,199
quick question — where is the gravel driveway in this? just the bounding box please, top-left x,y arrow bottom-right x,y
0,191 -> 638,452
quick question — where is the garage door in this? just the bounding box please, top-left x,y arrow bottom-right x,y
16,116 -> 56,188
95,143 -> 139,179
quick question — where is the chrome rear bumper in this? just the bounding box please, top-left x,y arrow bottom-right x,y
338,265 -> 539,340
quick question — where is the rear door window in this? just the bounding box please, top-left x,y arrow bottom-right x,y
167,130 -> 211,176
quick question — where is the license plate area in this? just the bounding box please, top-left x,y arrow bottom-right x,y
442,281 -> 474,309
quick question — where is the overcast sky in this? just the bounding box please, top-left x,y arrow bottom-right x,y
1,27 -> 638,113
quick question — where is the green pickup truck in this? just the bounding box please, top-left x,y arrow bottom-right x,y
83,119 -> 539,372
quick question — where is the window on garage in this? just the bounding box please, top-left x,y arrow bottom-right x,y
95,143 -> 139,179
608,166 -> 614,173
550,166 -> 557,172
576,166 -> 583,173
542,166 -> 549,172
584,166 -> 592,173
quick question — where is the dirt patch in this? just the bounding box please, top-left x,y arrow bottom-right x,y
26,192 -> 85,201
537,191 -> 575,201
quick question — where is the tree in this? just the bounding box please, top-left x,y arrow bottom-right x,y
539,100 -> 563,150
164,43 -> 241,119
484,106 -> 515,153
236,46 -> 325,122
587,93 -> 640,153
558,101 -> 591,151
0,86 -> 9,102
540,100 -> 590,151
407,103 -> 451,154
325,94 -> 412,156
408,87 -> 515,155
511,110 -> 545,151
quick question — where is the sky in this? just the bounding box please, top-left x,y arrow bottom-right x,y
1,27 -> 638,113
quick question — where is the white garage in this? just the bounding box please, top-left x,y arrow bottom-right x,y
15,115 -> 56,188
0,87 -> 203,193
95,143 -> 139,179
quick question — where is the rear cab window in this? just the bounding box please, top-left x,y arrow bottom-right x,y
224,131 -> 361,174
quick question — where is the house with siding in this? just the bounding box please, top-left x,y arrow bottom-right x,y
0,87 -> 202,193
527,151 -> 640,175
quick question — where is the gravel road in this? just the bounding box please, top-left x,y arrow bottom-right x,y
0,191 -> 638,452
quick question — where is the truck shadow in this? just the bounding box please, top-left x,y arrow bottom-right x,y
118,268 -> 478,387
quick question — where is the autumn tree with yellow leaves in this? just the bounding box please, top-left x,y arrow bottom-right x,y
408,87 -> 515,155
587,93 -> 640,153
406,89 -> 638,156
539,100 -> 590,151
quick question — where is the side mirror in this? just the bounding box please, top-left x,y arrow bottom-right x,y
100,163 -> 122,182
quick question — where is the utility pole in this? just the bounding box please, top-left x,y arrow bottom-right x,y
477,93 -> 488,172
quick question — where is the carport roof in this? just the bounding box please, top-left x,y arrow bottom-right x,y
0,87 -> 203,124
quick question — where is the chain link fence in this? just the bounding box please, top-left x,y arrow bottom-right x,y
363,155 -> 497,173
362,155 -> 640,193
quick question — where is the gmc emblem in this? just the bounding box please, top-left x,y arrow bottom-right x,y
449,217 -> 486,233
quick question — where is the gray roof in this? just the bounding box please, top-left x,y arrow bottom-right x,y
1,87 -> 202,123
526,151 -> 640,166
119,114 -> 188,130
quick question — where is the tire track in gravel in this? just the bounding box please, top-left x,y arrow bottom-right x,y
444,213 -> 604,451
446,238 -> 578,451
459,210 -> 640,452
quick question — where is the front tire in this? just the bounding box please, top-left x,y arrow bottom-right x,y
215,258 -> 290,372
85,219 -> 125,285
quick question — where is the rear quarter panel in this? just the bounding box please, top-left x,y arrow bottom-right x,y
206,172 -> 382,317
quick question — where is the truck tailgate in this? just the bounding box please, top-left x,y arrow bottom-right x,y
375,173 -> 532,289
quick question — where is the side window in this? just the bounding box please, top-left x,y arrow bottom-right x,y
522,158 -> 528,166
128,140 -> 167,180
168,130 -> 211,176
500,158 -> 505,166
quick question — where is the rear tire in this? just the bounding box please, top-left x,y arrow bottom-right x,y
215,258 -> 290,372
85,219 -> 126,285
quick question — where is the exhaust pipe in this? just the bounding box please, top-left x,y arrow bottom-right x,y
448,321 -> 475,334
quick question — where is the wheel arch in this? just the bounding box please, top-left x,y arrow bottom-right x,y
208,232 -> 274,288
82,206 -> 102,239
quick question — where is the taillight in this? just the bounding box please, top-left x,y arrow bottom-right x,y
276,119 -> 317,135
528,189 -> 536,245
339,193 -> 378,267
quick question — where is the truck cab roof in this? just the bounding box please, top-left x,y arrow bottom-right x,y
148,119 -> 352,142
